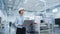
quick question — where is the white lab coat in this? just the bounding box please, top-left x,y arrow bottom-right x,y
15,15 -> 24,28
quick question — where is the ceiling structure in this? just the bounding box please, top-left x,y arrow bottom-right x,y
0,0 -> 60,12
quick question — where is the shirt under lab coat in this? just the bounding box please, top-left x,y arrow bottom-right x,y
15,15 -> 24,28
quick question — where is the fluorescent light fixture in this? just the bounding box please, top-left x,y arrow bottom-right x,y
52,8 -> 58,13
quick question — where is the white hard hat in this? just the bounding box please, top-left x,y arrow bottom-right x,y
19,8 -> 24,11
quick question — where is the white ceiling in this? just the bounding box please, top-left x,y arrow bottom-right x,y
17,0 -> 60,11
22,0 -> 44,11
0,0 -> 60,19
46,0 -> 60,9
0,0 -> 60,11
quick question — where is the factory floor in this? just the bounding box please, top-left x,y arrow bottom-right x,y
42,27 -> 60,34
0,27 -> 60,34
26,27 -> 60,34
54,27 -> 60,34
41,27 -> 60,34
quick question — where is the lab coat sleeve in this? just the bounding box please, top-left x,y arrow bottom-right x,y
15,18 -> 18,27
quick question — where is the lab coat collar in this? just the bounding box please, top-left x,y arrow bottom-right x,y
19,14 -> 24,17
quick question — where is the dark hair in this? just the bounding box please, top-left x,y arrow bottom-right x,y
19,9 -> 24,14
19,11 -> 21,14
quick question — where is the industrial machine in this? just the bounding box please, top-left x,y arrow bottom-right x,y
55,18 -> 60,26
0,17 -> 5,34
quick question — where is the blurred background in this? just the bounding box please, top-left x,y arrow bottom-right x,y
0,0 -> 60,34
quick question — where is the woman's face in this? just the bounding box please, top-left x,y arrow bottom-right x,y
19,10 -> 24,15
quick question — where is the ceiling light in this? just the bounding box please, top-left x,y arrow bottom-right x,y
52,8 -> 58,13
